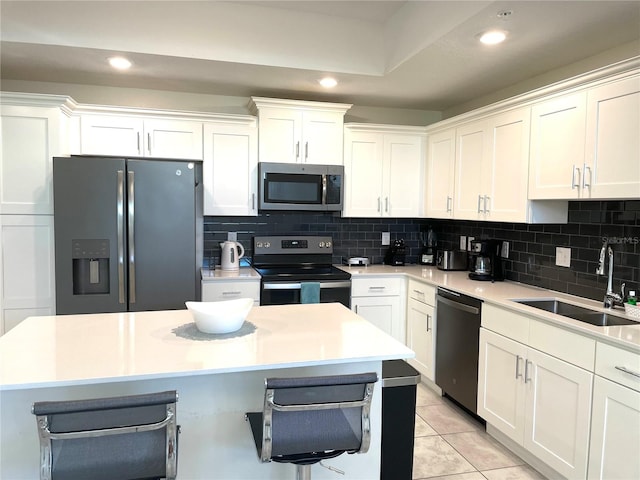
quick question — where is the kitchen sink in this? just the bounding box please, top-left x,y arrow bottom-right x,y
513,298 -> 638,327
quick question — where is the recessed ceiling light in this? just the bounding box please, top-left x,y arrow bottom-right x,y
319,77 -> 338,88
479,30 -> 507,45
108,56 -> 132,70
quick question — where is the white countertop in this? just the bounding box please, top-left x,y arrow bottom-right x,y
200,266 -> 260,281
0,303 -> 413,391
341,264 -> 640,351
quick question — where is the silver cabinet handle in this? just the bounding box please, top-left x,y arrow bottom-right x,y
446,196 -> 452,213
127,170 -> 136,304
368,286 -> 386,290
571,165 -> 581,189
477,194 -> 483,213
377,197 -> 381,212
583,164 -> 592,188
413,289 -> 424,295
305,141 -> 309,161
295,141 -> 300,161
252,193 -> 255,210
355,305 -> 358,314
484,195 -> 490,213
136,132 -> 141,154
385,197 -> 389,212
615,366 -> 640,379
222,291 -> 242,296
147,132 -> 151,155
117,170 -> 125,304
524,359 -> 532,383
426,314 -> 431,332
515,355 -> 522,379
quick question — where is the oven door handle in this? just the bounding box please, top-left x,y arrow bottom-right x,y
263,281 -> 351,290
437,295 -> 480,315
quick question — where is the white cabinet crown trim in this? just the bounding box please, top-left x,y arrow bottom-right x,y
248,96 -> 352,115
1,92 -> 76,115
344,123 -> 427,135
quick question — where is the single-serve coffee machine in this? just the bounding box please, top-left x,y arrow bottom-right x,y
468,239 -> 504,281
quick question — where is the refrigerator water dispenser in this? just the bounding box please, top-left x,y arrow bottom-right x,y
72,239 -> 110,295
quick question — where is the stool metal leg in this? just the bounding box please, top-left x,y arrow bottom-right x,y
296,464 -> 311,480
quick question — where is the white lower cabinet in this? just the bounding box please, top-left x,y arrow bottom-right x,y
351,277 -> 405,343
201,278 -> 260,305
406,280 -> 436,381
0,215 -> 56,334
478,326 -> 593,479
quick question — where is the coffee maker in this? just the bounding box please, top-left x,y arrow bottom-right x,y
419,226 -> 437,265
468,239 -> 504,281
384,239 -> 406,266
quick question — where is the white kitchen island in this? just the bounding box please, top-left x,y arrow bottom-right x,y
0,303 -> 413,479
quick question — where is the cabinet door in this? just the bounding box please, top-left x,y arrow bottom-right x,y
407,298 -> 435,380
203,123 -> 258,216
343,131 -> 384,217
0,215 -> 55,335
257,108 -> 302,163
80,114 -> 143,156
0,106 -> 63,215
585,75 -> 640,198
524,348 -> 593,480
528,92 -> 587,199
202,280 -> 260,304
484,108 -> 530,222
478,329 -> 527,444
588,376 -> 640,480
301,110 -> 344,165
384,134 -> 424,217
144,119 -> 203,160
454,120 -> 486,220
352,296 -> 402,343
425,129 -> 455,218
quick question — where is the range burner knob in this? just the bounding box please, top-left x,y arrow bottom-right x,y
319,242 -> 325,247
326,241 -> 332,248
264,242 -> 271,248
256,242 -> 263,248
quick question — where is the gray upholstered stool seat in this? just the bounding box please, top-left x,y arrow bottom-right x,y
32,390 -> 179,480
246,372 -> 378,479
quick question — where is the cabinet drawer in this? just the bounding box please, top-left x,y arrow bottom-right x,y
596,342 -> 640,392
408,279 -> 435,305
481,303 -> 530,344
202,281 -> 260,303
529,319 -> 595,371
351,277 -> 402,296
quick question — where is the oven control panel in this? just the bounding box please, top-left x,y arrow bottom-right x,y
253,236 -> 333,254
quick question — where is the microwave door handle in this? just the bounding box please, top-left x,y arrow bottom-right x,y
322,175 -> 327,205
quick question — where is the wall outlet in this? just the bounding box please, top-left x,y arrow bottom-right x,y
227,231 -> 237,241
459,236 -> 467,251
502,241 -> 510,258
467,236 -> 475,251
382,232 -> 390,246
556,247 -> 571,268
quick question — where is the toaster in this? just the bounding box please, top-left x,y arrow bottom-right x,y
436,250 -> 468,271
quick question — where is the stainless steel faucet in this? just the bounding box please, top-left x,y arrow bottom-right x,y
596,243 -> 625,309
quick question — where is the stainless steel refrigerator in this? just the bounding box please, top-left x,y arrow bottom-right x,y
53,156 -> 202,314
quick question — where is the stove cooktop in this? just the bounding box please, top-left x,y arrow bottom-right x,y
254,265 -> 350,282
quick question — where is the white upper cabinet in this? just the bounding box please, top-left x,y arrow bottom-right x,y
343,124 -> 426,218
453,108 -> 534,223
79,114 -> 204,160
425,128 -> 455,218
528,92 -> 587,199
1,99 -> 70,215
203,121 -> 258,216
584,75 -> 640,199
249,97 -> 351,165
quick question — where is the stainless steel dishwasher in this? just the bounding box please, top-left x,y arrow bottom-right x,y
435,287 -> 483,414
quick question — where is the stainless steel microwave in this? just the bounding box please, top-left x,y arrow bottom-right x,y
258,162 -> 343,211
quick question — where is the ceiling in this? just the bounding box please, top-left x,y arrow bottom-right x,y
1,1 -> 639,111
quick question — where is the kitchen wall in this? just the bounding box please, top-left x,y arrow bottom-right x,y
205,200 -> 640,302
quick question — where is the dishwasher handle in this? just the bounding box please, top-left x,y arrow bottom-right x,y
437,295 -> 481,315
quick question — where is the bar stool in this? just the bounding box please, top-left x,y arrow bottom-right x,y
31,390 -> 179,480
246,372 -> 378,480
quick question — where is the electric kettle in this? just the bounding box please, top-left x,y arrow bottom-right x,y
220,241 -> 245,271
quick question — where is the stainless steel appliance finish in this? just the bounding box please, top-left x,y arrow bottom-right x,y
252,235 -> 351,307
436,250 -> 468,271
258,162 -> 343,211
54,156 -> 202,314
435,287 -> 483,414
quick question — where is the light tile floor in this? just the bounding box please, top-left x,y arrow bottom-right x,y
413,383 -> 548,480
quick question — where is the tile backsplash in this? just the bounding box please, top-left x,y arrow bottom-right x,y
204,200 -> 639,302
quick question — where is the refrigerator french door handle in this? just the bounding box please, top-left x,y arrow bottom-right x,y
128,170 -> 136,304
117,170 -> 126,304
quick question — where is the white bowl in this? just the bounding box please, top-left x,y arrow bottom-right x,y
185,298 -> 253,334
